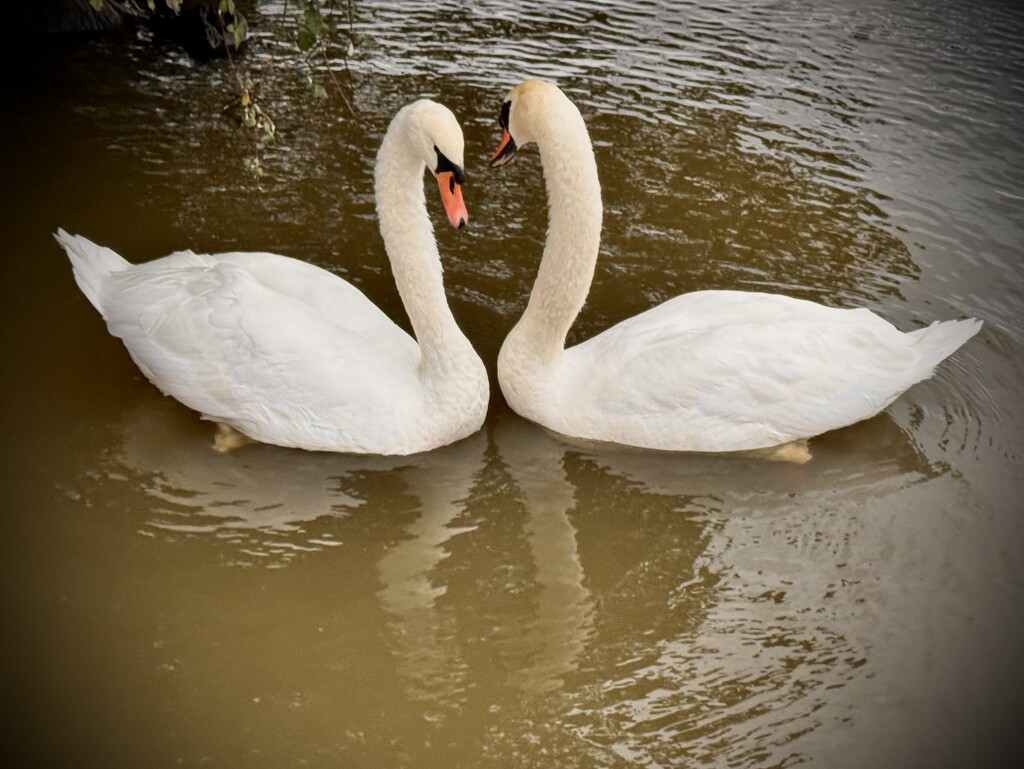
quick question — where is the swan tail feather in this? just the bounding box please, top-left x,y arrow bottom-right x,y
54,228 -> 131,317
906,317 -> 983,378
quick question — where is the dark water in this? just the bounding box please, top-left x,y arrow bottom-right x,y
2,1 -> 1022,766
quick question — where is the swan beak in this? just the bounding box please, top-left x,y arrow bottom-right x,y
489,129 -> 518,168
436,171 -> 468,229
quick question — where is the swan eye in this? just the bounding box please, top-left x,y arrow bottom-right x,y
498,100 -> 511,129
433,146 -> 465,184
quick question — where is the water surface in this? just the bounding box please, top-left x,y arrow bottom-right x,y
2,1 -> 1022,766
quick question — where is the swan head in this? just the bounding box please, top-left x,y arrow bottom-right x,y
396,99 -> 469,229
489,79 -> 578,168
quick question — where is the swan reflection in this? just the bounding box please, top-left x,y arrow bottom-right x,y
527,410 -> 942,765
493,413 -> 595,694
103,391 -> 942,757
113,399 -> 361,536
375,430 -> 487,705
110,399 -> 488,567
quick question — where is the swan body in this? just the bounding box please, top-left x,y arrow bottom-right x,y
57,100 -> 488,455
490,80 -> 981,453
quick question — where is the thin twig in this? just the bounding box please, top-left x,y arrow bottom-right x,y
320,43 -> 359,121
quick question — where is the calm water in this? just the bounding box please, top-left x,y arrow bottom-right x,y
2,1 -> 1022,766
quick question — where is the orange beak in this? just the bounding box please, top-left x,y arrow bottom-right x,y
436,171 -> 468,229
489,128 -> 518,168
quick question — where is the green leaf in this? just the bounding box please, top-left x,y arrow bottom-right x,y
312,84 -> 328,100
297,27 -> 316,51
89,0 -> 104,11
243,157 -> 264,179
303,5 -> 326,36
166,0 -> 182,13
222,101 -> 244,122
226,15 -> 247,48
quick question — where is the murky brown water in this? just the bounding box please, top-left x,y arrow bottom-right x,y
2,1 -> 1022,766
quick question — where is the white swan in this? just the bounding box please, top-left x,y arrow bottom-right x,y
56,99 -> 488,455
489,80 -> 981,453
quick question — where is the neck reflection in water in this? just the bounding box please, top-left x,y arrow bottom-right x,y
90,391 -> 940,763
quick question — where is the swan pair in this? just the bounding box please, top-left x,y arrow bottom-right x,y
57,81 -> 981,456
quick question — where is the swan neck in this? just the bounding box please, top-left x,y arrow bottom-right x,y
515,105 -> 603,358
374,128 -> 469,374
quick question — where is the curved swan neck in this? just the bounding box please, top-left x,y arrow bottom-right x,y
374,122 -> 470,374
512,98 -> 603,359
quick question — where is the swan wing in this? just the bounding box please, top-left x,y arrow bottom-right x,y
102,252 -> 419,449
566,291 -> 924,450
167,250 -> 399,338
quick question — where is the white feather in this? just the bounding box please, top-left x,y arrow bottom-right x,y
495,80 -> 981,452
